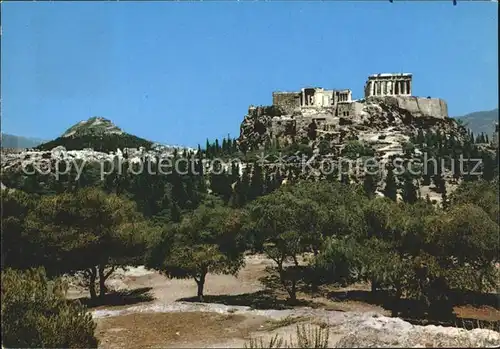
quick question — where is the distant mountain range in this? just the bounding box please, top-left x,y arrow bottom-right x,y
455,108 -> 498,136
0,133 -> 47,149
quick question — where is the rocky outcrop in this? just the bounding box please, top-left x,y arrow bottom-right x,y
333,313 -> 500,347
238,97 -> 464,156
61,116 -> 124,138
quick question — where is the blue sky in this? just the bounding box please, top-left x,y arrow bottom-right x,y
2,1 -> 498,147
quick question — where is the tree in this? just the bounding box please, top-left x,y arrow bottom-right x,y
312,236 -> 364,288
428,203 -> 499,293
1,268 -> 97,348
1,189 -> 39,269
246,184 -> 349,300
26,188 -> 147,300
449,180 -> 499,224
246,190 -> 308,302
363,174 -> 377,198
249,162 -> 264,201
401,175 -> 418,204
383,165 -> 398,201
147,200 -> 246,301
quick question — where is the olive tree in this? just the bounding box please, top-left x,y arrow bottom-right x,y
147,200 -> 246,301
26,188 -> 147,300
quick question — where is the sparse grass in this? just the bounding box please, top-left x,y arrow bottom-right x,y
295,324 -> 330,348
245,334 -> 287,348
245,323 -> 330,349
455,317 -> 500,332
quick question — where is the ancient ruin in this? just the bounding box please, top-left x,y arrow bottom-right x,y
241,73 -> 453,159
364,73 -> 412,98
273,73 -> 414,113
271,73 -> 447,120
272,87 -> 352,111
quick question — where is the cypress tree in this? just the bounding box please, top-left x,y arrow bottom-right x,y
239,166 -> 251,206
401,175 -> 418,204
170,202 -> 182,223
249,162 -> 264,201
383,165 -> 398,201
363,174 -> 377,198
215,139 -> 220,155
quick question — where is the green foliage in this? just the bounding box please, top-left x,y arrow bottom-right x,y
1,268 -> 97,348
449,180 -> 499,223
36,133 -> 153,153
312,237 -> 364,286
25,188 -> 148,298
1,190 -> 39,269
341,140 -> 375,159
383,165 -> 398,201
146,200 -> 246,301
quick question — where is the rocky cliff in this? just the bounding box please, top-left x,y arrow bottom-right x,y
238,96 -> 463,160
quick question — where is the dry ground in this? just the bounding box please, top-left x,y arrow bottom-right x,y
68,254 -> 499,348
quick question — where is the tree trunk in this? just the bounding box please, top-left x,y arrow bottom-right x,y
392,284 -> 402,317
371,278 -> 380,303
310,248 -> 319,295
98,264 -> 108,299
289,279 -> 297,303
88,266 -> 97,300
195,271 -> 206,302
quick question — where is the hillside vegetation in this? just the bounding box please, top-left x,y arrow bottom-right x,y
1,108 -> 499,347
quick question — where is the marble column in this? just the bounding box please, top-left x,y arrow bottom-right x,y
369,81 -> 374,96
302,90 -> 305,106
407,80 -> 411,95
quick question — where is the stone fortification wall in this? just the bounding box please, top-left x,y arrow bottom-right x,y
272,92 -> 300,114
366,96 -> 448,119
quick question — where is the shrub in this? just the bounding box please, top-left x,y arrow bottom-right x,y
1,268 -> 97,348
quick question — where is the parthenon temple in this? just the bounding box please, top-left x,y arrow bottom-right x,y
364,73 -> 412,98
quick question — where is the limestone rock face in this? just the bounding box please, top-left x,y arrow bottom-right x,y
238,97 -> 463,158
61,116 -> 124,138
333,313 -> 500,348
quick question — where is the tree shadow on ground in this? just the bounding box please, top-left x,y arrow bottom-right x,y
447,289 -> 499,308
76,287 -> 154,308
179,289 -> 316,310
327,289 -> 500,330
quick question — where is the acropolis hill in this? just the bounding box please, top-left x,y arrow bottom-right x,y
239,73 -> 462,160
